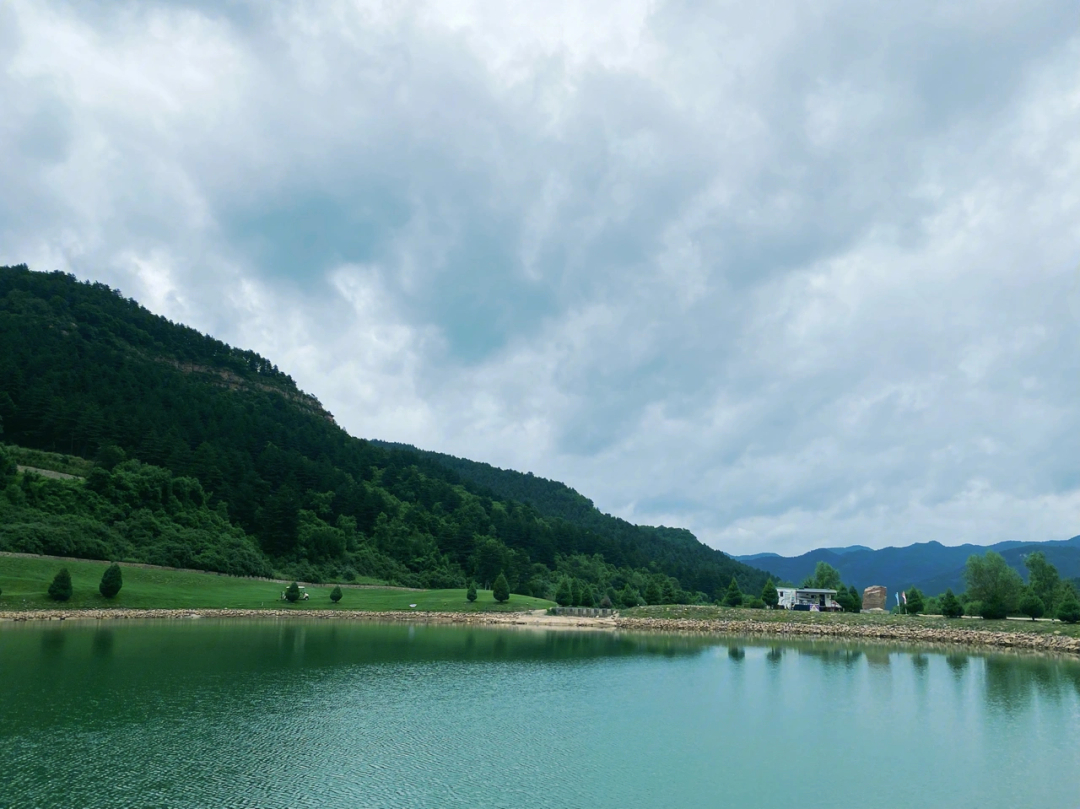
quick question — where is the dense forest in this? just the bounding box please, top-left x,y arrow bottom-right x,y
0,265 -> 770,602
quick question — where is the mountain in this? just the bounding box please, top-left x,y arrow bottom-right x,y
735,536 -> 1080,597
0,264 -> 769,600
371,440 -> 758,598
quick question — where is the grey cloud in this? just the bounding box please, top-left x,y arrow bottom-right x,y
2,0 -> 1078,556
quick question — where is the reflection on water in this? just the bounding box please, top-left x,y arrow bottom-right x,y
1,620 -> 1078,809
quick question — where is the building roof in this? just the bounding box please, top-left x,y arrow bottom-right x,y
795,588 -> 838,594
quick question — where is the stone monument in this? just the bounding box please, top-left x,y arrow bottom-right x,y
862,585 -> 888,612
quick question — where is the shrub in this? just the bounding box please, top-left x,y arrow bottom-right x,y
466,582 -> 477,602
599,595 -> 613,609
48,568 -> 73,602
99,563 -> 123,599
285,581 -> 300,603
743,596 -> 766,609
330,585 -> 343,603
492,573 -> 510,604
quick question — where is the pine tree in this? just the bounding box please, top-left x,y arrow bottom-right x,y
620,584 -> 640,608
1055,586 -> 1080,624
940,589 -> 964,618
644,580 -> 662,606
330,585 -> 343,603
847,584 -> 862,613
285,581 -> 300,603
99,563 -> 123,599
580,585 -> 595,607
723,576 -> 743,608
905,588 -> 925,616
571,579 -> 583,607
761,579 -> 779,609
466,581 -> 478,602
48,568 -> 73,602
492,572 -> 510,604
555,579 -> 572,607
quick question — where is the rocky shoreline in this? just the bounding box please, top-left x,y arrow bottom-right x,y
2,608 -> 1078,656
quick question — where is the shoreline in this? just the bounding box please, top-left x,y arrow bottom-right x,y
3,607 -> 1079,656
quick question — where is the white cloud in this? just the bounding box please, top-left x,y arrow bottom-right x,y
2,0 -> 1079,556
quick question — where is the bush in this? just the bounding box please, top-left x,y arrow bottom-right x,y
48,568 -> 73,601
99,563 -> 123,599
743,596 -> 766,609
466,582 -> 477,602
285,581 -> 300,603
330,585 -> 343,603
492,573 -> 510,604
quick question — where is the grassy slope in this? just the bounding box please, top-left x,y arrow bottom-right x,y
0,556 -> 554,613
623,604 -> 1080,639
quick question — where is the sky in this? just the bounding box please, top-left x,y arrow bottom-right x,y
2,0 -> 1079,557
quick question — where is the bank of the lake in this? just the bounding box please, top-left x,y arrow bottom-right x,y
4,605 -> 1080,656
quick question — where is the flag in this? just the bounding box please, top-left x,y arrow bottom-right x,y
896,592 -> 900,607
902,591 -> 908,605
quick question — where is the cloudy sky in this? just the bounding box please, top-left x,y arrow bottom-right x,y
2,0 -> 1079,556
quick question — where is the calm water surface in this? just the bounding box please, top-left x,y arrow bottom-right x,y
1,619 -> 1078,808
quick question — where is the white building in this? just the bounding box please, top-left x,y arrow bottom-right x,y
775,587 -> 842,611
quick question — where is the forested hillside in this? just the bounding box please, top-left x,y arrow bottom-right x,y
0,265 -> 769,601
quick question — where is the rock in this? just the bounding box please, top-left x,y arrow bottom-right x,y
862,585 -> 888,612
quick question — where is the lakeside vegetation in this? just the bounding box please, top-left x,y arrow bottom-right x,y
0,555 -> 554,612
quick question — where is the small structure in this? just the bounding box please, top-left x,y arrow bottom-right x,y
775,587 -> 842,611
862,585 -> 887,612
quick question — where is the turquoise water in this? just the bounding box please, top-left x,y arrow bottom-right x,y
1,620 -> 1078,808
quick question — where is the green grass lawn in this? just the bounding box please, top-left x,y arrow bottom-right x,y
622,604 -> 1080,639
0,555 -> 554,613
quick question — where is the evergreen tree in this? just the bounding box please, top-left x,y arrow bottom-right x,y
466,581 -> 478,602
940,589 -> 964,618
1055,585 -> 1080,624
620,584 -> 639,608
723,576 -> 743,608
330,585 -> 343,603
48,568 -> 72,602
571,579 -> 583,607
580,585 -> 595,607
1018,590 -> 1044,621
905,588 -> 925,616
847,584 -> 862,613
599,594 -> 613,609
761,579 -> 779,609
492,572 -> 510,604
98,563 -> 122,599
555,578 -> 572,607
644,580 -> 662,606
285,581 -> 300,603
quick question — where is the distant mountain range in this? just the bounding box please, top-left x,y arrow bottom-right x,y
736,537 -> 1080,598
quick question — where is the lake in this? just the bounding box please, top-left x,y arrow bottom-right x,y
1,619 -> 1078,808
